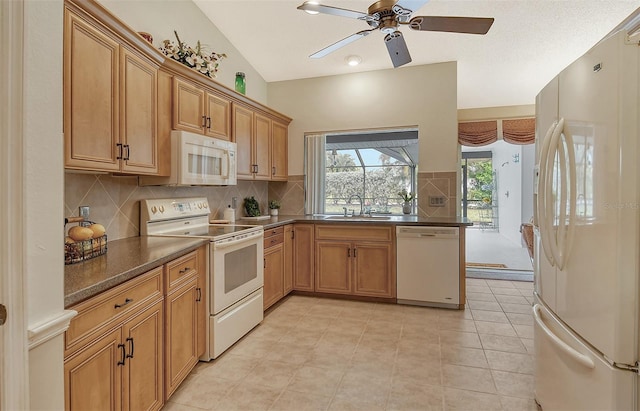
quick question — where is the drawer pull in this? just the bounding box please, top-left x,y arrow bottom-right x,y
114,298 -> 133,309
117,344 -> 126,366
179,267 -> 191,274
196,287 -> 202,302
126,337 -> 134,359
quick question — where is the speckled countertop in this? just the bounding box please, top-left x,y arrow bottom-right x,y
236,214 -> 473,229
64,236 -> 208,308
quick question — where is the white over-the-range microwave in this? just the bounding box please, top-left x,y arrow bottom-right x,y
140,130 -> 236,186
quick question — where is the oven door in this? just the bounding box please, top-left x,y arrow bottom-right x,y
210,231 -> 263,314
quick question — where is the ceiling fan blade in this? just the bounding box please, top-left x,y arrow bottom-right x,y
409,16 -> 494,34
310,29 -> 375,58
384,31 -> 412,68
297,2 -> 371,21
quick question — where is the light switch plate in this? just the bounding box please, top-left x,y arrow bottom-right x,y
429,196 -> 446,207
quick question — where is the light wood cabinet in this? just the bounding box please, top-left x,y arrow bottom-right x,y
163,249 -> 202,399
233,104 -> 255,179
254,113 -> 272,180
64,246 -> 207,410
64,268 -> 164,411
196,245 -> 207,357
271,121 -> 288,181
315,241 -> 352,294
314,225 -> 396,298
263,243 -> 284,310
283,225 -> 294,294
293,224 -> 315,292
233,104 -> 289,181
120,47 -> 158,174
172,77 -> 231,140
64,7 -> 159,174
263,227 -> 285,310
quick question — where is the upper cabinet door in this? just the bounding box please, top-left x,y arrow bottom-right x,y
205,93 -> 231,140
64,9 -> 120,172
172,78 -> 205,134
232,104 -> 254,179
271,121 -> 288,181
120,47 -> 158,174
254,113 -> 271,180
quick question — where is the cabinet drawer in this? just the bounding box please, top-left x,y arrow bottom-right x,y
65,267 -> 163,355
264,233 -> 284,249
315,225 -> 393,242
264,226 -> 284,238
166,250 -> 198,291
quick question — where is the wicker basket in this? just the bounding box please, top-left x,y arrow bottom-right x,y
64,217 -> 107,265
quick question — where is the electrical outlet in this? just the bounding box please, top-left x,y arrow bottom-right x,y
79,206 -> 90,220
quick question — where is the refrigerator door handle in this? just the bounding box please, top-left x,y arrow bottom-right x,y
533,304 -> 595,369
557,126 -> 577,270
545,119 -> 566,269
538,121 -> 558,266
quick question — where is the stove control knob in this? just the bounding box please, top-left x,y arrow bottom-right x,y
204,203 -> 208,208
151,206 -> 157,214
159,205 -> 165,213
198,203 -> 203,209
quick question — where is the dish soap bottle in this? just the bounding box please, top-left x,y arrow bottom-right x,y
235,72 -> 246,95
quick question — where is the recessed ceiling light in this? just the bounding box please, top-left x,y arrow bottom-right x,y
346,55 -> 362,66
304,1 -> 319,15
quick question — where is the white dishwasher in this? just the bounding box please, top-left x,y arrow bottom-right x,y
396,226 -> 460,308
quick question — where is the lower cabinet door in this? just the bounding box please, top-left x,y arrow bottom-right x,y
315,241 -> 351,294
123,300 -> 164,411
64,328 -> 123,411
164,277 -> 198,399
263,243 -> 284,310
353,242 -> 395,298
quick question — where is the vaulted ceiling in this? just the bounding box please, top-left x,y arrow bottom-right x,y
194,0 -> 639,109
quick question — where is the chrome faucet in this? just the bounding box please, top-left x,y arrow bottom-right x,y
347,194 -> 364,216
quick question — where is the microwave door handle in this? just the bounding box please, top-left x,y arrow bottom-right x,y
214,234 -> 260,250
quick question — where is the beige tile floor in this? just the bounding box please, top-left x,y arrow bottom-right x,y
164,278 -> 537,411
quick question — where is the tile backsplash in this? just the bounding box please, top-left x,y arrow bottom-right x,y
64,173 -> 270,241
64,171 -> 456,240
417,171 -> 458,218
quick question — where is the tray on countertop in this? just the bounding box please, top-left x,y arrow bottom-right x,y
239,215 -> 271,221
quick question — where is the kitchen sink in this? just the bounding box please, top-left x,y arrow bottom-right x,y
323,215 -> 391,221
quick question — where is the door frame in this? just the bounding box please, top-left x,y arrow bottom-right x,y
1,0 -> 30,409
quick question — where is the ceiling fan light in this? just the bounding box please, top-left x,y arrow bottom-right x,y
346,55 -> 362,66
304,1 -> 319,14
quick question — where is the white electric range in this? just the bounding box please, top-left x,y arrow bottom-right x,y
141,197 -> 264,360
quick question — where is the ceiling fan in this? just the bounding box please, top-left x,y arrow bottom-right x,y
297,0 -> 494,68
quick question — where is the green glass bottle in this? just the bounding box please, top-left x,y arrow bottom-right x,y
235,72 -> 246,95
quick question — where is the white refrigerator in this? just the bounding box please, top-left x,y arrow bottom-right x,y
533,11 -> 640,411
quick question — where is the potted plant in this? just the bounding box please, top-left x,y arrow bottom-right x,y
398,189 -> 415,214
268,200 -> 281,216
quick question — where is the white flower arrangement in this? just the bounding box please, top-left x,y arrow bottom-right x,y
160,31 -> 226,78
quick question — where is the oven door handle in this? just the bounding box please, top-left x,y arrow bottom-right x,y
213,234 -> 261,250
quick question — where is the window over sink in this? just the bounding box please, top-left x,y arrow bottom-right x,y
305,129 -> 418,215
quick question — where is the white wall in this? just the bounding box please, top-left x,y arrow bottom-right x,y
24,0 -> 66,409
267,62 -> 459,175
98,0 -> 268,104
521,144 -> 535,223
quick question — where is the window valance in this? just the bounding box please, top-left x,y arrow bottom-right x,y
458,121 -> 498,147
502,118 -> 536,145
